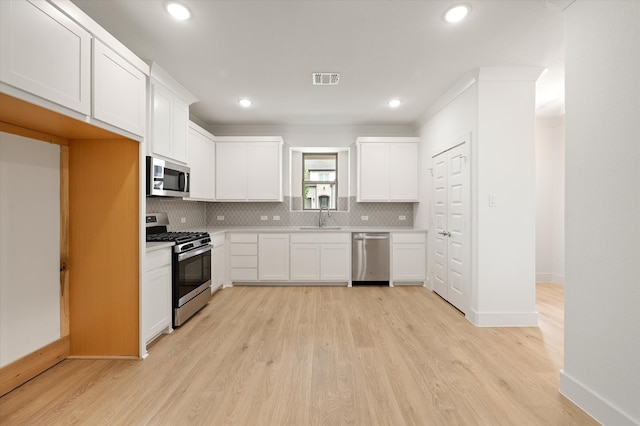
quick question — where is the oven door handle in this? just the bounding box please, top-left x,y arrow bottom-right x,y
177,244 -> 212,261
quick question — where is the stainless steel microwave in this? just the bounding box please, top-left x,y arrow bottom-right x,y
146,156 -> 190,197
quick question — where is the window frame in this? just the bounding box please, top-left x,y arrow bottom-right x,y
302,152 -> 338,211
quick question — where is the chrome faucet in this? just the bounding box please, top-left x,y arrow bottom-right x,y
318,206 -> 331,227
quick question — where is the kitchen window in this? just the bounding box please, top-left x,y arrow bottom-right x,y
302,153 -> 337,210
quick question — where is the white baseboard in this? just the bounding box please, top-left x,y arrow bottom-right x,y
467,309 -> 538,327
536,273 -> 565,285
560,370 -> 637,426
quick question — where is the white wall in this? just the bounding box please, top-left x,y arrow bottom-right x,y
0,132 -> 61,367
535,118 -> 565,284
473,71 -> 540,326
561,2 -> 640,425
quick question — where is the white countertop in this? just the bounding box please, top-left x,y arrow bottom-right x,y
146,227 -> 426,250
182,226 -> 427,235
145,241 -> 175,252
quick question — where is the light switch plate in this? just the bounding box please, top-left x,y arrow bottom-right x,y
180,217 -> 186,223
399,215 -> 406,221
489,193 -> 497,207
217,215 -> 224,221
361,215 -> 369,221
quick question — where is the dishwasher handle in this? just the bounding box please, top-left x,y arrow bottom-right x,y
353,233 -> 390,240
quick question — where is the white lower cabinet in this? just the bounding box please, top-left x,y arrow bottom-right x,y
258,234 -> 289,281
229,233 -> 258,281
320,244 -> 351,281
211,234 -> 225,292
290,233 -> 350,282
391,233 -> 426,285
290,244 -> 321,280
143,248 -> 172,344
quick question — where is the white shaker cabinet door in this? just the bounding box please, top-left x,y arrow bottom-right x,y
258,234 -> 290,281
93,40 -> 146,137
150,82 -> 173,159
358,142 -> 389,201
320,244 -> 350,281
187,124 -> 215,201
246,142 -> 282,201
142,259 -> 172,344
0,0 -> 91,114
392,244 -> 426,281
216,143 -> 246,200
389,142 -> 419,201
290,244 -> 321,281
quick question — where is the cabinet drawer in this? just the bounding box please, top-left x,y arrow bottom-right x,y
145,248 -> 172,272
230,244 -> 257,256
290,233 -> 350,244
230,268 -> 258,281
229,233 -> 257,243
392,233 -> 426,244
230,256 -> 257,268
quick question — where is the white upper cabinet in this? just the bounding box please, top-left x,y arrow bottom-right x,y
215,142 -> 246,200
186,122 -> 216,201
149,63 -> 197,164
215,137 -> 283,202
0,0 -> 150,138
93,39 -> 146,137
356,137 -> 420,202
0,0 -> 91,114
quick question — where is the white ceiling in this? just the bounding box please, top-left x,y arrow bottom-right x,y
71,0 -> 566,128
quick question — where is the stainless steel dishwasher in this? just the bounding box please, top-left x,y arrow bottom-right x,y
352,232 -> 390,284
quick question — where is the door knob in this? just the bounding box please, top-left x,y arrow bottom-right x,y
438,231 -> 451,237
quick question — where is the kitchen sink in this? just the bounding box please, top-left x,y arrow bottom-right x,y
298,226 -> 342,230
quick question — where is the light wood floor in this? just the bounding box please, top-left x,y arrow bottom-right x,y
0,283 -> 597,425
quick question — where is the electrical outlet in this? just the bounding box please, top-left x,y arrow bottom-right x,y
399,215 -> 406,221
180,217 -> 186,223
361,215 -> 369,221
273,215 -> 280,221
260,215 -> 268,221
217,215 -> 224,221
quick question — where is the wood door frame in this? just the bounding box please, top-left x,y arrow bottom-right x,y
0,124 -> 70,396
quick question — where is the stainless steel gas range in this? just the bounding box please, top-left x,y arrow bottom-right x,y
146,213 -> 211,327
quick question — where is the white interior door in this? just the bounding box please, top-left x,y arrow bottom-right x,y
431,142 -> 469,314
432,152 -> 448,297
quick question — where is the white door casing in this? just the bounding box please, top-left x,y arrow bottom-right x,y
431,141 -> 470,314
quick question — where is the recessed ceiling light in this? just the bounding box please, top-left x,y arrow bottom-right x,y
166,2 -> 191,21
444,4 -> 469,23
238,99 -> 252,108
388,99 -> 401,108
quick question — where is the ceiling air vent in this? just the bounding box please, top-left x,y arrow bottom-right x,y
312,72 -> 340,86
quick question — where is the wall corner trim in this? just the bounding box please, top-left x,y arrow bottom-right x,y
467,310 -> 539,327
0,336 -> 70,396
474,66 -> 546,82
560,370 -> 638,426
417,72 -> 476,127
